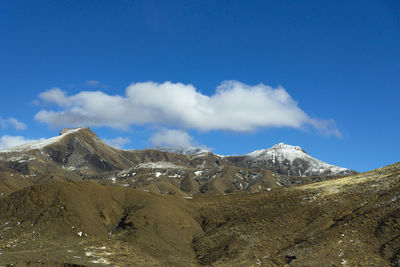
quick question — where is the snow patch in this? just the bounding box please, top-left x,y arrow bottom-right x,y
155,145 -> 209,155
136,162 -> 183,169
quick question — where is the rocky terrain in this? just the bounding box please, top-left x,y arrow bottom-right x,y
0,127 -> 355,197
0,128 -> 398,266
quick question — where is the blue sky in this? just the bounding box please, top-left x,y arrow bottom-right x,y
0,0 -> 399,172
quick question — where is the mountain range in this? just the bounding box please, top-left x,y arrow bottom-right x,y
0,127 -> 355,196
1,128 -> 398,266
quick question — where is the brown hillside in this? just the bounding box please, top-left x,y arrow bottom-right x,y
0,162 -> 398,266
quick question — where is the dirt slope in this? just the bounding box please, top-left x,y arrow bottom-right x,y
0,162 -> 399,266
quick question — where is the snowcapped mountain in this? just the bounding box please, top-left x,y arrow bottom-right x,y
0,128 -> 355,196
0,128 -> 85,153
226,142 -> 354,177
0,127 -> 136,175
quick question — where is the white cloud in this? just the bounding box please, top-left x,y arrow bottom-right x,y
102,137 -> 130,149
0,135 -> 40,150
310,118 -> 342,138
38,88 -> 69,106
150,129 -> 211,152
0,117 -> 27,130
34,80 -> 340,136
150,129 -> 193,148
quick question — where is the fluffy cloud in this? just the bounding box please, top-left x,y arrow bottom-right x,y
102,137 -> 130,149
0,117 -> 27,130
0,135 -> 41,150
150,129 -> 210,152
38,88 -> 69,106
34,80 -> 340,136
150,129 -> 194,148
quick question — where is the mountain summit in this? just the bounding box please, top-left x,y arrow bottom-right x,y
226,142 -> 353,177
247,143 -> 306,158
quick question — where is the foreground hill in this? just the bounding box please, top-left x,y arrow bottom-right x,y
0,127 -> 355,197
0,160 -> 399,266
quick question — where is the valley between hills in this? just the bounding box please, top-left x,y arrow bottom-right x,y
0,128 -> 399,266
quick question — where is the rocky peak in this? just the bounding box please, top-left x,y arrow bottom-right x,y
269,143 -> 307,154
239,142 -> 353,177
270,142 -> 302,151
59,127 -> 89,135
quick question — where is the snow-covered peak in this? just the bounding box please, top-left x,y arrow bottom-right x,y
270,142 -> 303,152
246,143 -> 351,176
247,143 -> 305,158
0,128 -> 85,153
155,146 -> 209,155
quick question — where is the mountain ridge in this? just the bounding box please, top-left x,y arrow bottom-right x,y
0,127 -> 356,196
0,127 -> 353,173
0,127 -> 398,266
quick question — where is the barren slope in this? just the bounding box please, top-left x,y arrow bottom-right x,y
0,162 -> 398,266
